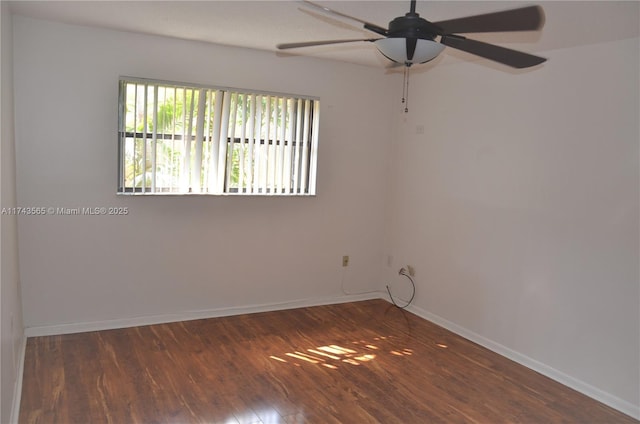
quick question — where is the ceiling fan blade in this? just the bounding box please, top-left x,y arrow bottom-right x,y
302,0 -> 388,36
277,39 -> 378,50
434,6 -> 544,35
441,35 -> 546,69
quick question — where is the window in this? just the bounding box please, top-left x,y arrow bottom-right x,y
118,78 -> 319,195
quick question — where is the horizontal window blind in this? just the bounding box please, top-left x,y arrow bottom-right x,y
118,79 -> 319,195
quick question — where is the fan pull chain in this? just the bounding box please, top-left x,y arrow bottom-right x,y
402,65 -> 410,113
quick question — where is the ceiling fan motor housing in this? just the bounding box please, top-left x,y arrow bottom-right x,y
378,13 -> 444,64
387,13 -> 441,41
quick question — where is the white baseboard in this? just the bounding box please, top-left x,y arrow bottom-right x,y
405,302 -> 640,421
24,293 -> 381,337
9,335 -> 26,424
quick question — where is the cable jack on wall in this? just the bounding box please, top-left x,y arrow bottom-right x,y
387,267 -> 416,309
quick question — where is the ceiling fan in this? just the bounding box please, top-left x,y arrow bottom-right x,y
277,0 -> 546,69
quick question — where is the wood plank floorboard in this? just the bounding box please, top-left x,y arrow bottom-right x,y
19,299 -> 638,423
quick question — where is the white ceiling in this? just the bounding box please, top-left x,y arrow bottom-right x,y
8,1 -> 640,68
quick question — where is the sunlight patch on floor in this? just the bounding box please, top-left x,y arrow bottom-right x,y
269,336 -> 418,370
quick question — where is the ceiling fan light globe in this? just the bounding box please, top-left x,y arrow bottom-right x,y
374,38 -> 445,65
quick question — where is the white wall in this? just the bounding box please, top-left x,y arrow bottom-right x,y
1,3 -> 25,423
13,16 -> 394,330
388,37 -> 639,415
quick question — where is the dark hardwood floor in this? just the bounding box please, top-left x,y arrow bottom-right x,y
20,299 -> 638,423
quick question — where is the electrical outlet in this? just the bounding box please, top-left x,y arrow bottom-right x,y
407,265 -> 415,277
342,255 -> 349,267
